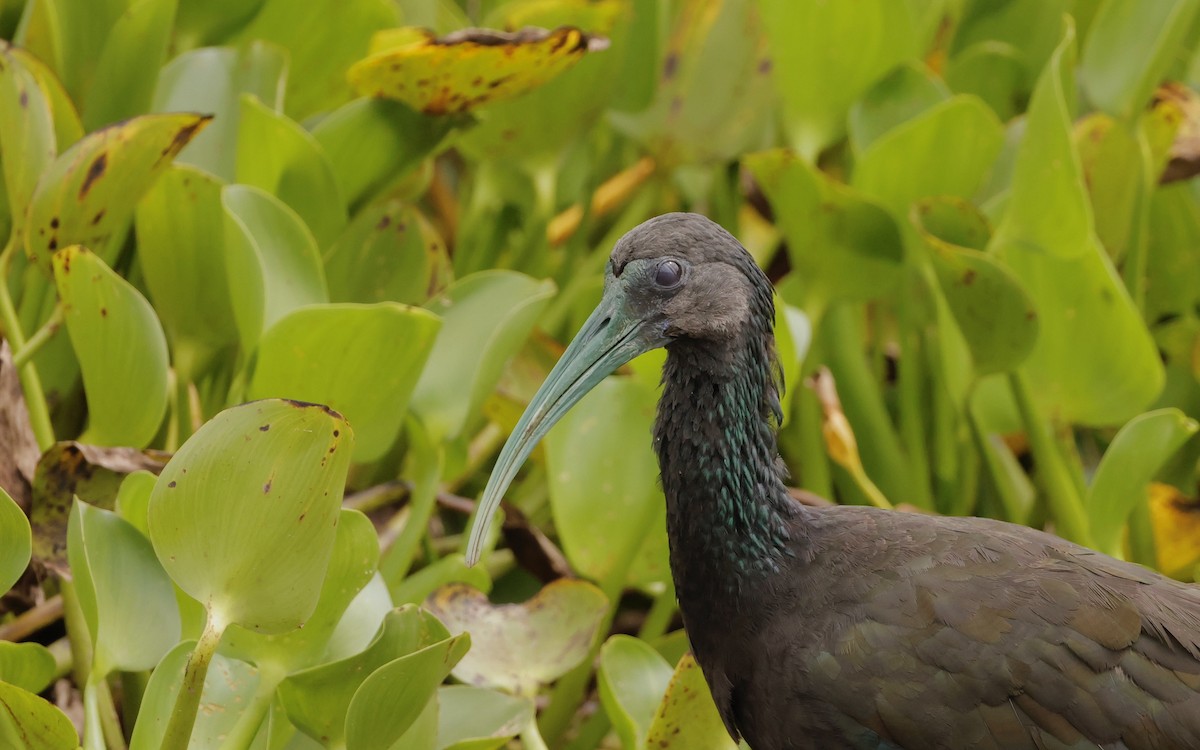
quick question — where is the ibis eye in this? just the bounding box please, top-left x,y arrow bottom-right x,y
655,260 -> 682,287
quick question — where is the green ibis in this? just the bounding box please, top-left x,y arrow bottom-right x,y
465,213 -> 1200,749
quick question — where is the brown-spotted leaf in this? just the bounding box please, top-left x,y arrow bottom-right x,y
425,580 -> 607,697
25,112 -> 211,275
29,442 -> 166,577
347,25 -> 609,115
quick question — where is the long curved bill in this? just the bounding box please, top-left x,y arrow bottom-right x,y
465,287 -> 665,565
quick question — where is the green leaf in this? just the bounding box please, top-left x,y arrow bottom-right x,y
758,0 -> 917,157
436,686 -> 532,750
1088,409 -> 1200,556
135,164 -> 240,372
221,508 -> 381,673
345,634 -> 471,750
611,0 -> 773,166
0,485 -> 29,593
0,681 -> 78,750
81,0 -> 176,130
989,21 -> 1165,425
234,0 -> 398,119
390,554 -> 492,606
945,42 -> 1026,121
597,635 -> 673,750
236,95 -> 347,250
311,97 -> 456,212
14,47 -> 84,151
643,653 -> 736,750
412,271 -> 556,441
278,605 -> 454,747
247,303 -> 441,463
458,1 -> 628,161
152,42 -> 288,181
148,399 -> 353,633
912,197 -> 1039,375
1146,184 -> 1200,328
990,17 -> 1090,260
114,469 -> 156,537
1074,114 -> 1147,262
68,500 -> 180,675
326,574 -> 395,662
0,641 -> 55,694
222,184 -> 328,354
53,246 -> 170,448
1080,0 -> 1200,121
745,149 -> 904,310
951,0 -> 1067,91
545,377 -> 669,590
128,639 -> 265,750
0,42 -> 57,243
853,96 -> 1004,217
848,62 -> 949,154
424,580 -> 607,697
325,201 -> 452,306
26,112 -> 210,274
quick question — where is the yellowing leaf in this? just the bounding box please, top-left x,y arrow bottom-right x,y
1148,482 -> 1200,579
347,25 -> 609,115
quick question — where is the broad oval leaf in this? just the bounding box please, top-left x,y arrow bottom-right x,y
231,0 -> 399,119
325,201 -> 452,306
945,41 -> 1026,121
279,604 -> 455,747
848,62 -> 949,154
348,26 -> 608,115
0,681 -> 78,750
912,197 -> 1039,376
148,399 -> 353,633
437,685 -> 532,750
545,376 -> 669,590
758,0 -> 917,157
236,94 -> 347,250
345,634 -> 472,750
852,95 -> 1004,217
247,303 -> 441,463
424,580 -> 607,697
644,653 -> 736,750
745,149 -> 903,310
135,164 -> 239,373
221,507 -> 382,673
128,639 -> 264,750
312,97 -> 457,211
0,486 -> 29,593
0,641 -> 55,694
27,112 -> 211,274
81,0 -> 175,130
990,17 -> 1091,260
1088,409 -> 1200,556
152,42 -> 288,181
67,500 -> 180,675
1081,0 -> 1200,121
412,271 -> 556,441
988,22 -> 1165,424
222,184 -> 329,353
0,42 -> 57,242
597,635 -> 674,750
53,246 -> 170,448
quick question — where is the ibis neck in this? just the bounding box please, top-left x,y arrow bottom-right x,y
654,333 -> 799,593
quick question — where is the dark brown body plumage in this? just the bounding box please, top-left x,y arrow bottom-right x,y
673,506 -> 1200,749
627,213 -> 1200,749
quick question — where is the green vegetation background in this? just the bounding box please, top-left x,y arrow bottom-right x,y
1,0 -> 1200,748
